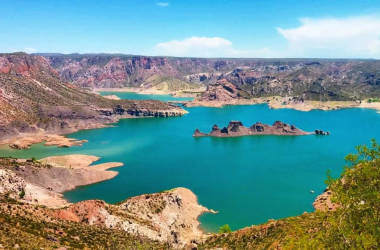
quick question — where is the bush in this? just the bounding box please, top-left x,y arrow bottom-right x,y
219,224 -> 232,234
19,189 -> 25,199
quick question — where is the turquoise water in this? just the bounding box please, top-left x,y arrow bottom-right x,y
1,102 -> 380,233
98,91 -> 194,102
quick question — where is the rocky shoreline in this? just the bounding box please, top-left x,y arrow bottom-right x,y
0,155 -> 215,248
194,120 -> 313,137
0,102 -> 187,149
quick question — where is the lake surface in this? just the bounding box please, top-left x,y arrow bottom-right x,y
1,93 -> 380,233
98,91 -> 194,102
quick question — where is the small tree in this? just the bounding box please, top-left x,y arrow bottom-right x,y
324,139 -> 380,249
19,189 -> 25,199
219,224 -> 232,234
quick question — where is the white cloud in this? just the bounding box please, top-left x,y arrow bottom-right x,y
24,47 -> 37,53
154,36 -> 277,58
156,2 -> 169,7
277,16 -> 380,58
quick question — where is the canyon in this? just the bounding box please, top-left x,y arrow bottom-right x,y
39,53 -> 380,103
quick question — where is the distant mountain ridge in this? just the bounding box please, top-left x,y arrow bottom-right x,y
38,53 -> 380,101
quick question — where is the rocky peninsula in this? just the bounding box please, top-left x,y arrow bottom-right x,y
0,155 -> 214,248
194,120 -> 313,137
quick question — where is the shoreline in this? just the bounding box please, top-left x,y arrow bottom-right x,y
183,97 -> 380,112
93,87 -> 380,112
93,87 -> 204,98
25,154 -> 124,208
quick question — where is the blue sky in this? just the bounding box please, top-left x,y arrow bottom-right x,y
1,0 -> 380,58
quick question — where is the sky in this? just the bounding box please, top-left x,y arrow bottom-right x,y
1,0 -> 380,58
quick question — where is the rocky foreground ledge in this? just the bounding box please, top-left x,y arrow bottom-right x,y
194,120 -> 316,137
0,155 -> 214,249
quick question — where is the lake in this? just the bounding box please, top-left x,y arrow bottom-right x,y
1,92 -> 379,232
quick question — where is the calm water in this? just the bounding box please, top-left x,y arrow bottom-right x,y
98,91 -> 194,102
1,93 -> 379,233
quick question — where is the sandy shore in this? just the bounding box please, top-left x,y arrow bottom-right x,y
40,154 -> 123,171
0,133 -> 89,149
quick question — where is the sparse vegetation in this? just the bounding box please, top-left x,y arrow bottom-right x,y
367,97 -> 380,103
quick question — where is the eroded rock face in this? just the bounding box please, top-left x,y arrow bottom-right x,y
194,120 -> 311,137
0,169 -> 26,199
54,188 -> 213,249
250,123 -> 265,132
199,79 -> 238,102
228,121 -> 244,132
313,187 -> 339,212
212,124 -> 220,132
0,53 -> 188,141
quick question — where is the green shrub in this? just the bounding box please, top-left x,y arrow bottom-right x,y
19,189 -> 25,199
219,224 -> 232,234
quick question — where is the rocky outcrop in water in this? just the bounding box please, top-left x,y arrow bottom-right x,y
194,120 -> 311,137
315,129 -> 330,135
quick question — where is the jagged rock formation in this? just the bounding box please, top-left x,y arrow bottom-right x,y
39,53 -> 380,101
199,79 -> 239,102
194,120 -> 311,137
0,53 -> 186,141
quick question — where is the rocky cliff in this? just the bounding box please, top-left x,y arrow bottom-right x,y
0,53 -> 186,141
198,79 -> 239,102
194,120 -> 311,137
40,54 -> 380,101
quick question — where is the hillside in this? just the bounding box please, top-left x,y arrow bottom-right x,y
0,53 -> 186,141
38,53 -> 380,101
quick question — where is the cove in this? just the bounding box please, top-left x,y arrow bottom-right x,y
1,97 -> 380,233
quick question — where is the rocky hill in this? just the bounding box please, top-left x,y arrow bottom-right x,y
0,53 -> 186,141
39,54 -> 380,101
